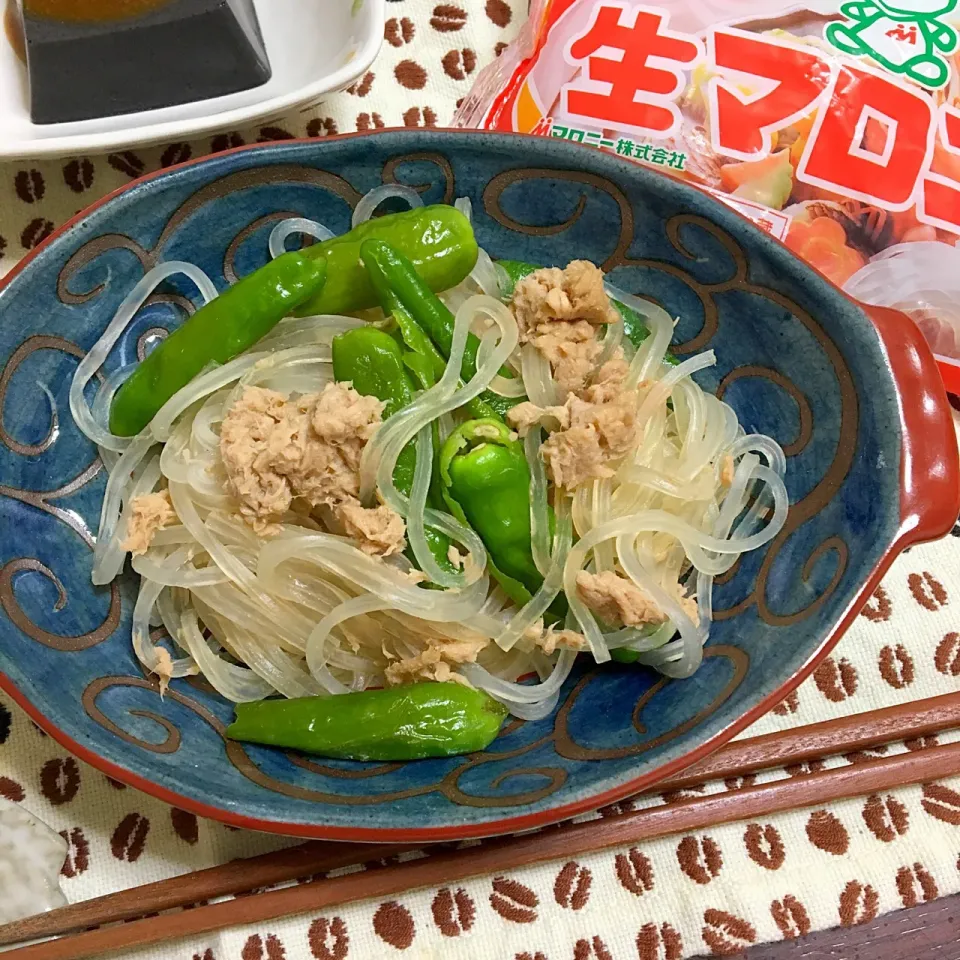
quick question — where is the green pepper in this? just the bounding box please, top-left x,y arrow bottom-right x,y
363,239 -> 482,378
332,326 -> 416,420
440,418 -> 542,606
331,327 -> 457,578
226,682 -> 508,760
360,239 -> 510,421
368,259 -> 449,385
295,205 -> 478,318
496,259 -> 679,361
478,389 -> 524,422
109,252 -> 327,437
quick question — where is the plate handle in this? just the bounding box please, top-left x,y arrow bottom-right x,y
860,301 -> 960,543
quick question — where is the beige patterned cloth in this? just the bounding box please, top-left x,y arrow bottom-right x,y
1,3 -> 960,958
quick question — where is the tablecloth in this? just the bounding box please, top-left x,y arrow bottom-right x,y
1,2 -> 960,957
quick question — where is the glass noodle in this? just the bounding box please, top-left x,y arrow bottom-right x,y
69,189 -> 788,716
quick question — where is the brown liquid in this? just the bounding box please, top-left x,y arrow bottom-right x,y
22,0 -> 172,22
4,0 -> 24,62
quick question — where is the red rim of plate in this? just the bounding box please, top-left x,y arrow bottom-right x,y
0,130 -> 956,842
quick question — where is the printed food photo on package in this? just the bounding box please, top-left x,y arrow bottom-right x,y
455,0 -> 960,394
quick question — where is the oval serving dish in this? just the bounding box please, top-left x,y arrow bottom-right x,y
0,131 -> 955,841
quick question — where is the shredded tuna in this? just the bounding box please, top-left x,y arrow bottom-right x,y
534,321 -> 604,393
507,352 -> 637,489
384,637 -> 488,686
284,384 -> 384,509
220,384 -> 405,554
540,392 -> 639,489
311,382 -> 384,447
582,356 -> 630,405
519,619 -> 587,654
577,570 -> 699,627
151,644 -> 198,696
538,626 -> 588,655
336,499 -> 406,557
220,387 -> 297,528
720,455 -> 735,486
122,490 -> 177,555
506,400 -> 569,437
511,260 -> 619,335
153,645 -> 175,696
447,545 -> 465,569
511,261 -> 619,392
522,619 -> 546,643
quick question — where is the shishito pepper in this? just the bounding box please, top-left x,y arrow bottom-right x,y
226,683 -> 508,760
497,259 -> 679,362
359,239 -> 515,421
332,326 -> 416,421
440,418 -> 543,606
295,204 -> 478,317
362,239 -> 483,380
360,245 -> 449,385
331,326 -> 456,578
109,251 -> 328,437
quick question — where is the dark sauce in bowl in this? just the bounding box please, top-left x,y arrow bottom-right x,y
23,0 -> 173,20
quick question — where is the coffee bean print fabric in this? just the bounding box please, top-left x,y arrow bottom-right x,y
739,535 -> 960,737
1,3 -> 960,957
432,887 -> 476,936
165,768 -> 960,960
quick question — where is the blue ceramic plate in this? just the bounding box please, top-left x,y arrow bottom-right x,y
0,132 -> 955,841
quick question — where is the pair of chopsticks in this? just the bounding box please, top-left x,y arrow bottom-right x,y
3,692 -> 960,960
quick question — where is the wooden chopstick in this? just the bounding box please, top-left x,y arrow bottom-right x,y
660,693 -> 960,792
2,690 -> 959,951
7,740 -> 960,960
0,842 -> 421,949
660,689 -> 960,789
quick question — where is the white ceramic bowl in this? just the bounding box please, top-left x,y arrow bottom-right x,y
0,0 -> 383,160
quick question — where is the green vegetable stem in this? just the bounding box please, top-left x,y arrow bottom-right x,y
295,204 -> 478,318
360,238 -> 513,421
226,682 -> 508,760
110,251 -> 328,438
440,418 -> 547,608
331,326 -> 457,578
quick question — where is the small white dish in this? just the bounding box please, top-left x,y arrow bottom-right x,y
0,798 -> 67,923
0,0 -> 383,160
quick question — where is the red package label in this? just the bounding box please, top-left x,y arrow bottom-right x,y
454,0 -> 960,388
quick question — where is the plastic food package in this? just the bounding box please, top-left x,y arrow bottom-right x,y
454,0 -> 960,393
